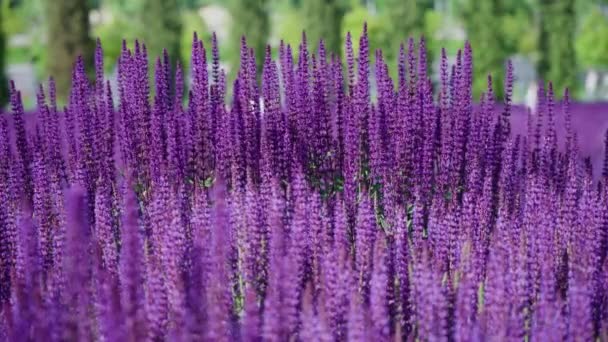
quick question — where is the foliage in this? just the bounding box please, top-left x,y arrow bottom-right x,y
180,11 -> 211,70
229,0 -> 270,75
422,9 -> 450,70
2,0 -> 27,35
46,0 -> 94,99
351,2 -> 453,79
1,0 -> 46,74
341,6 -> 391,59
94,16 -> 137,73
88,0 -> 101,9
576,6 -> 608,69
181,0 -> 210,9
95,6 -> 208,74
500,2 -> 536,57
458,0 -> 512,99
302,0 -> 347,56
538,0 -> 577,95
275,7 -> 304,49
382,0 -> 433,68
139,0 -> 183,73
102,0 -> 145,16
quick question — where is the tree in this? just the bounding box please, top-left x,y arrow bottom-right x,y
181,0 -> 206,9
230,0 -> 270,75
576,6 -> 608,69
459,0 -> 511,99
0,2 -> 8,108
104,0 -> 143,16
138,0 -> 183,75
384,0 -> 432,41
88,0 -> 100,9
47,0 -> 94,99
302,0 -> 347,56
383,0 -> 434,69
341,5 -> 391,59
538,0 -> 577,95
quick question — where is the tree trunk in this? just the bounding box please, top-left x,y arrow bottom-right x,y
46,0 -> 93,100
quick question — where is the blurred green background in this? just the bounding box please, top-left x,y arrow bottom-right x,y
1,0 -> 608,109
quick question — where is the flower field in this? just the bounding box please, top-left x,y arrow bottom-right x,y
0,27 -> 607,341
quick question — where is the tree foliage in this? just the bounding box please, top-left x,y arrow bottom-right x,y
46,0 -> 94,99
230,0 -> 270,75
180,11 -> 211,70
302,0 -> 347,56
382,0 -> 434,70
383,0 -> 432,43
138,0 -> 183,73
576,6 -> 608,69
459,0 -> 510,99
341,6 -> 391,60
538,0 -> 577,95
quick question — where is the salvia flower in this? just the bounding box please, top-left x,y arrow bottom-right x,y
0,27 -> 605,342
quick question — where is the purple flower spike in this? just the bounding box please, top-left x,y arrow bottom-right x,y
1,23 -> 605,342
9,82 -> 32,203
12,208 -> 41,341
347,290 -> 370,342
370,237 -> 391,341
355,194 -> 377,303
63,185 -> 94,340
119,181 -> 148,340
145,251 -> 168,341
243,286 -> 262,342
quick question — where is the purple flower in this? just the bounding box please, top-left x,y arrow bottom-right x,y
119,180 -> 148,340
355,194 -> 377,303
2,25 -> 605,342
